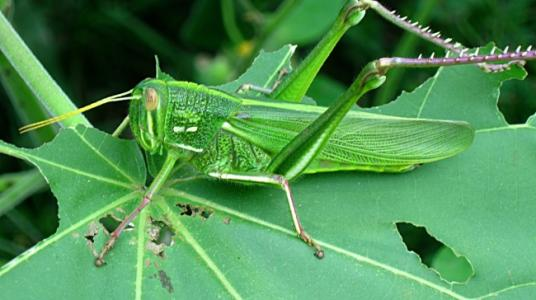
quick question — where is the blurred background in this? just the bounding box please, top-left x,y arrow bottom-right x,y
0,0 -> 535,282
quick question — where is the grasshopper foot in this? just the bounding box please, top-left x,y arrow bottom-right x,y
299,231 -> 324,259
94,237 -> 117,267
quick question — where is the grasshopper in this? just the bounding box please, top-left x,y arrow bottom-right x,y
19,0 -> 536,265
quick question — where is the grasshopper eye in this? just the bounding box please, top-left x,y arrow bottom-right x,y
145,88 -> 159,111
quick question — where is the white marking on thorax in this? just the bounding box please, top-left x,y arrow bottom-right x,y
173,126 -> 198,133
171,143 -> 204,153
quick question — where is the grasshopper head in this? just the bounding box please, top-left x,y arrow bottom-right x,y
130,79 -> 169,154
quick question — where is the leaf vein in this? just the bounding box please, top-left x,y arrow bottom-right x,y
0,191 -> 139,276
74,129 -> 138,184
417,68 -> 442,118
135,209 -> 148,300
475,124 -> 536,133
166,189 -> 468,300
477,282 -> 536,299
24,153 -> 134,189
159,201 -> 243,300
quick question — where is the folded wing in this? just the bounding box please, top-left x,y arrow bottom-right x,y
225,101 -> 474,173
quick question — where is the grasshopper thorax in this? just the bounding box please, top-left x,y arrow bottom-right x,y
130,79 -> 169,154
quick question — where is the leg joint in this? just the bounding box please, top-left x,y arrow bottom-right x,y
271,174 -> 288,187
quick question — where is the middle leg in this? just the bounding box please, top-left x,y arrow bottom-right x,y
208,172 -> 324,258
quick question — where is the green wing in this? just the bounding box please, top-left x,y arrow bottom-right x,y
223,100 -> 474,174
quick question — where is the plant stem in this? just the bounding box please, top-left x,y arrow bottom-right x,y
0,169 -> 46,216
238,0 -> 299,71
221,0 -> 245,45
0,53 -> 56,144
103,6 -> 194,78
0,13 -> 90,128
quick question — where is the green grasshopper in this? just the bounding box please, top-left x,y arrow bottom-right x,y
19,0 -> 536,265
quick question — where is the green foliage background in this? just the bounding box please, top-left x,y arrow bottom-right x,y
0,0 -> 535,294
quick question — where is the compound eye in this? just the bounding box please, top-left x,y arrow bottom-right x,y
145,88 -> 159,111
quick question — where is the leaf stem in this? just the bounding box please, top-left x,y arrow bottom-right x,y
221,0 -> 245,44
0,13 -> 90,128
0,140 -> 26,161
238,0 -> 299,71
0,53 -> 56,143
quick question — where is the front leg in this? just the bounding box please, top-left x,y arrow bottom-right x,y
208,172 -> 324,258
95,151 -> 180,266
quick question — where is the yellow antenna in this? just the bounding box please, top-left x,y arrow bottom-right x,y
19,90 -> 139,134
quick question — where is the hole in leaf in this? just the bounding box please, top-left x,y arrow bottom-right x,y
84,222 -> 99,243
176,202 -> 213,220
84,222 -> 101,257
98,215 -> 122,233
84,235 -> 95,243
499,80 -> 536,124
98,213 -> 135,235
396,222 -> 474,283
150,220 -> 175,247
147,219 -> 176,258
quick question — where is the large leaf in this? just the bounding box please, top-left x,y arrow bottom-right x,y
215,44 -> 295,93
1,48 -> 536,299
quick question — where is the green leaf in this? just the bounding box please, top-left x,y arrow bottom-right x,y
215,44 -> 295,94
431,246 -> 474,284
1,47 -> 536,299
0,126 -> 146,298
